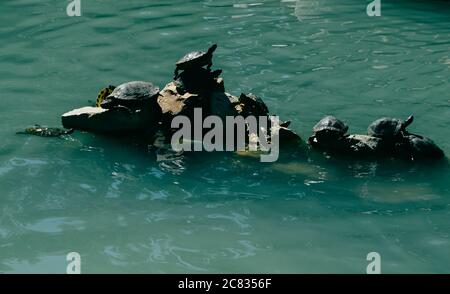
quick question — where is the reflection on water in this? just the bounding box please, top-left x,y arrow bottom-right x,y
0,0 -> 449,273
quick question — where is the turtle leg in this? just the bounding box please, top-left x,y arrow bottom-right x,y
174,68 -> 180,80
96,85 -> 116,107
206,62 -> 212,72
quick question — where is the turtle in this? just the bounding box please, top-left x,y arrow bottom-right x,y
174,44 -> 218,79
99,81 -> 160,111
367,115 -> 414,141
308,116 -> 349,147
17,125 -> 74,137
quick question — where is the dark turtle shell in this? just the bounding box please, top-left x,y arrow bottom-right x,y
176,44 -> 217,69
101,81 -> 160,109
313,116 -> 348,136
367,116 -> 413,139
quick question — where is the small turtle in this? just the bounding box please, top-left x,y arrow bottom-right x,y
367,115 -> 414,140
174,44 -> 218,79
100,81 -> 160,111
17,125 -> 74,137
309,116 -> 349,146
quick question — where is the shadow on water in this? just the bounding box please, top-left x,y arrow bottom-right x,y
54,130 -> 450,203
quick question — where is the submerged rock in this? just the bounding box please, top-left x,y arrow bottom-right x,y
394,134 -> 445,161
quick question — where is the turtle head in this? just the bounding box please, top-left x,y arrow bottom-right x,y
99,95 -> 117,109
207,44 -> 218,55
404,115 -> 414,128
399,115 -> 414,136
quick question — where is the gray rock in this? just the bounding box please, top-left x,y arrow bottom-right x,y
157,82 -> 209,125
61,106 -> 157,134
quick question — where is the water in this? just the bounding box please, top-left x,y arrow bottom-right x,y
1,0 -> 449,273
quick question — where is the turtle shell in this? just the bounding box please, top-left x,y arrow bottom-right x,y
176,51 -> 207,66
367,118 -> 403,139
108,81 -> 159,101
313,116 -> 348,136
175,44 -> 217,69
101,81 -> 160,110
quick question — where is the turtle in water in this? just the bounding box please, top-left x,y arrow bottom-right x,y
308,116 -> 349,147
368,115 -> 445,160
99,81 -> 160,112
367,115 -> 414,141
174,44 -> 218,79
17,125 -> 74,137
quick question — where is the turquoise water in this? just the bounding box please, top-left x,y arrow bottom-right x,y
1,0 -> 450,273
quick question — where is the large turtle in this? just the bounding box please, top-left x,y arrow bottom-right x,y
174,44 -> 218,79
308,116 -> 349,146
367,115 -> 414,140
98,81 -> 160,112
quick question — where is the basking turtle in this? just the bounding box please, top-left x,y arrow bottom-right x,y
17,125 -> 74,137
308,116 -> 349,146
367,115 -> 414,141
174,44 -> 218,79
99,81 -> 160,111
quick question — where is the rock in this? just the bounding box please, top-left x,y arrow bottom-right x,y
278,126 -> 302,143
398,135 -> 445,160
215,78 -> 225,93
157,82 -> 209,128
238,93 -> 269,117
270,123 -> 302,145
174,67 -> 224,96
345,134 -> 381,155
61,106 -> 157,134
209,91 -> 240,119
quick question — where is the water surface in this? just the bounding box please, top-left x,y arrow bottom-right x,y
0,0 -> 449,273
